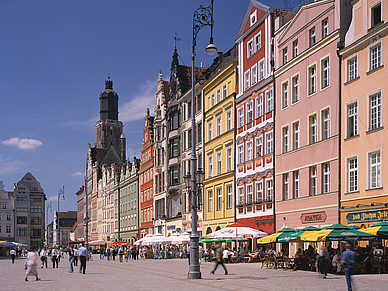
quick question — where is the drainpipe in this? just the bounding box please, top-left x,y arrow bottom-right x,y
337,49 -> 342,224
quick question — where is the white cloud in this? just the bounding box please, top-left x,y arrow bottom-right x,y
120,80 -> 156,123
2,137 -> 43,150
61,116 -> 97,129
126,147 -> 141,160
71,171 -> 84,177
0,155 -> 28,175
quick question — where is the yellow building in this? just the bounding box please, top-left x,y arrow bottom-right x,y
203,50 -> 237,235
339,0 -> 388,230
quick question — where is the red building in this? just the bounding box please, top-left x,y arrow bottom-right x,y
235,1 -> 280,244
139,108 -> 154,237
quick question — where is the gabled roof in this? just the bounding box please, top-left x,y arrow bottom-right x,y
100,144 -> 122,167
236,0 -> 270,41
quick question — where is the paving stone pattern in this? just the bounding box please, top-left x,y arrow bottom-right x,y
1,255 -> 387,290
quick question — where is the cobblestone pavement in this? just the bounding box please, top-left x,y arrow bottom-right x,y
1,255 -> 387,290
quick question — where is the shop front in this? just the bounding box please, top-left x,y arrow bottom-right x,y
165,217 -> 182,237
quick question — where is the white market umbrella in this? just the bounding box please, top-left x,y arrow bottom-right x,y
149,233 -> 171,245
168,233 -> 182,244
176,232 -> 191,244
0,241 -> 27,247
207,223 -> 268,239
134,234 -> 154,246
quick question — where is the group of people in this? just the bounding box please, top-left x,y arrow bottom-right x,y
99,246 -> 140,262
19,243 -> 90,282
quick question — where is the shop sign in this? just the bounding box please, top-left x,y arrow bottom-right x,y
167,225 -> 175,230
301,211 -> 327,224
346,210 -> 388,223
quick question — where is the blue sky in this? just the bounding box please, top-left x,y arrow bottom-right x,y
0,0 -> 289,220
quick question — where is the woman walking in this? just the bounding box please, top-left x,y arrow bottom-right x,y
25,247 -> 40,282
318,245 -> 329,279
68,246 -> 75,273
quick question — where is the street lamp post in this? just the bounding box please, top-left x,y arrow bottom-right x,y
188,0 -> 217,279
57,186 -> 65,246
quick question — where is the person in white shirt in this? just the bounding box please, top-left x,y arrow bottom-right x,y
222,247 -> 230,263
332,250 -> 341,273
40,247 -> 47,268
52,247 -> 60,268
10,249 -> 16,263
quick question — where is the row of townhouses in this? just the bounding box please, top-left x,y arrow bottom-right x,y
76,0 -> 388,254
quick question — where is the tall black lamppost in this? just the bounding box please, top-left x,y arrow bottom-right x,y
57,186 -> 65,246
188,0 -> 217,279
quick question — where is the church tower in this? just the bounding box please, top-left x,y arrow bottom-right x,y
96,77 -> 126,162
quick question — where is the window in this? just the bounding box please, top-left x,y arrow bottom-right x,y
208,190 -> 213,212
322,109 -> 330,140
238,145 -> 244,164
217,152 -> 222,175
283,173 -> 289,200
7,214 -> 11,221
172,112 -> 179,129
247,102 -> 253,123
259,60 -> 264,80
208,122 -> 212,141
238,107 -> 244,128
31,217 -> 41,225
370,93 -> 382,130
256,182 -> 263,203
208,156 -> 213,178
247,40 -> 253,58
322,58 -> 330,88
2,203 -> 6,209
282,81 -> 288,108
227,185 -> 233,209
309,114 -> 317,144
310,166 -> 317,196
371,44 -> 381,70
266,179 -> 273,202
211,94 -> 215,107
17,216 -> 27,224
310,27 -> 316,47
216,188 -> 222,210
292,75 -> 299,103
256,95 -> 263,118
255,33 -> 261,52
256,136 -> 263,158
252,65 -> 257,85
171,165 -> 179,185
188,101 -> 192,119
227,148 -> 232,171
282,126 -> 289,153
247,141 -> 253,161
216,89 -> 221,103
348,57 -> 358,81
197,122 -> 202,143
371,2 -> 381,28
293,170 -> 299,198
322,18 -> 329,38
244,70 -> 250,90
197,95 -> 202,111
238,188 -> 244,205
309,65 -> 316,94
171,138 -> 179,157
347,103 -> 358,138
216,117 -> 221,136
222,84 -> 227,99
188,129 -> 192,149
369,151 -> 381,189
247,185 -> 253,205
226,111 -> 232,131
266,132 -> 273,155
6,225 -> 11,233
283,47 -> 288,64
347,157 -> 358,192
293,40 -> 298,58
266,89 -> 273,112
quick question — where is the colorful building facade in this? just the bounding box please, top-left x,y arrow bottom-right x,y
235,1 -> 275,240
339,0 -> 388,230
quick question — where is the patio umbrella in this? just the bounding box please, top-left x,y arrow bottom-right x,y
0,241 -> 27,247
348,224 -> 362,230
134,234 -> 154,246
207,223 -> 268,239
176,232 -> 191,244
168,233 -> 182,244
149,233 -> 171,245
199,238 -> 226,243
300,228 -> 377,241
321,223 -> 352,230
359,221 -> 388,239
276,226 -> 321,242
257,227 -> 295,244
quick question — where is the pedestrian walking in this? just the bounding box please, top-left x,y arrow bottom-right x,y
40,247 -> 47,268
52,247 -> 60,268
210,243 -> 228,275
68,246 -> 75,273
100,247 -> 104,260
24,247 -> 40,282
112,248 -> 117,261
318,245 -> 329,279
10,249 -> 16,263
131,247 -> 137,260
341,244 -> 357,291
106,247 -> 111,261
124,248 -> 128,262
78,243 -> 88,274
118,247 -> 124,262
73,247 -> 78,266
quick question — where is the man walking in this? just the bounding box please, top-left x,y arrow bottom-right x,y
210,243 -> 228,275
341,244 -> 357,291
40,247 -> 48,268
10,249 -> 16,263
52,247 -> 60,268
78,243 -> 88,274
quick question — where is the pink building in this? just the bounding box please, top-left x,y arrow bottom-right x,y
274,0 -> 341,253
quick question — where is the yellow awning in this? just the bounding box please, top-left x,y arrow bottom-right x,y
359,227 -> 379,236
299,229 -> 332,242
256,232 -> 281,244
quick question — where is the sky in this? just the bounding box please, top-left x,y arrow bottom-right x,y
0,0 -> 294,222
